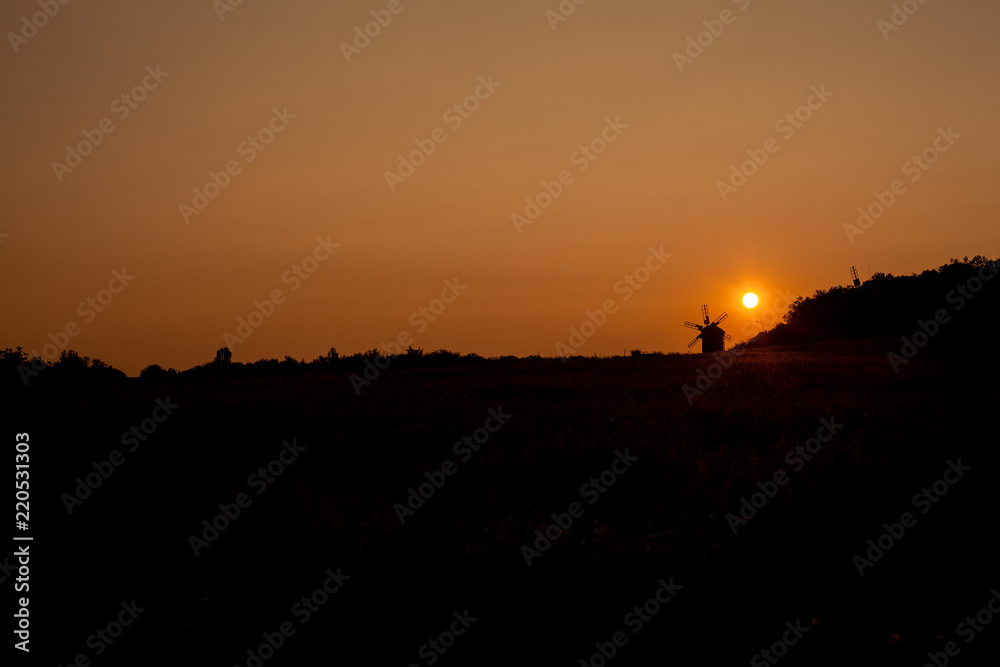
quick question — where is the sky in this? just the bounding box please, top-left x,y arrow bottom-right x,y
2,0 -> 998,375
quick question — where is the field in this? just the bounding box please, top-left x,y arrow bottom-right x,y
9,340 -> 1000,666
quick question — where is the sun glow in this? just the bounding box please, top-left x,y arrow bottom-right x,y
742,292 -> 759,308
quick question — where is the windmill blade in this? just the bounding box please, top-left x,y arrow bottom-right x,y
684,321 -> 702,330
687,334 -> 702,349
701,305 -> 710,325
723,333 -> 731,341
713,312 -> 729,325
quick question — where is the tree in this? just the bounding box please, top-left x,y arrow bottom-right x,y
140,364 -> 172,380
214,347 -> 232,366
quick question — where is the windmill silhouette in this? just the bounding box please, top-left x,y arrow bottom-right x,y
684,305 -> 730,353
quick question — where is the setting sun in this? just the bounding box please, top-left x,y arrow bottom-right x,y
742,292 -> 759,309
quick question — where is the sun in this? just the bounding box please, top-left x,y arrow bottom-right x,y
742,292 -> 759,308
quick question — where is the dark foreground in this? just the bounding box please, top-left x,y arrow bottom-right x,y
7,341 -> 1000,665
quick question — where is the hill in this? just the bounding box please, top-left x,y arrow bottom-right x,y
751,256 -> 999,350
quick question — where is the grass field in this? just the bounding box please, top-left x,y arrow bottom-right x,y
9,340 -> 999,665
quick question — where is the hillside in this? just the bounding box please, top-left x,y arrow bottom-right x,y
753,256 -> 999,350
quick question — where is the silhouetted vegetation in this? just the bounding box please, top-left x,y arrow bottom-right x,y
8,341 -> 998,665
4,256 -> 997,389
755,256 -> 999,349
4,256 -> 998,664
1,347 -> 127,387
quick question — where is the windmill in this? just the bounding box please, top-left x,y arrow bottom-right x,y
684,305 -> 730,353
850,266 -> 861,287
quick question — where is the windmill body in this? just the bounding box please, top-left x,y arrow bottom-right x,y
684,305 -> 731,353
699,323 -> 727,353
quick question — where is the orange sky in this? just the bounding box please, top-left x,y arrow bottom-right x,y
2,0 -> 999,374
